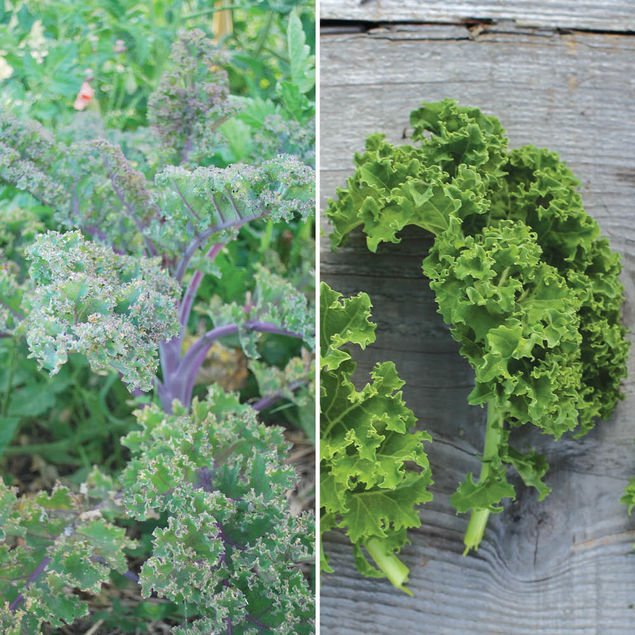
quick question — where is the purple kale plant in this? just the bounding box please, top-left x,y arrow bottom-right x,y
0,27 -> 315,632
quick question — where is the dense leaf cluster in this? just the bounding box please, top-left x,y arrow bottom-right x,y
151,156 -> 313,260
0,112 -> 313,266
320,283 -> 432,593
0,469 -> 131,634
327,99 -> 628,552
0,29 -> 315,396
1,388 -> 314,632
25,230 -> 180,391
148,29 -> 237,163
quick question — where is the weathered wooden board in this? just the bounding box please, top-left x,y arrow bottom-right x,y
320,24 -> 635,634
320,0 -> 635,33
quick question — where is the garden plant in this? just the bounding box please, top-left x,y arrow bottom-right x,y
0,4 -> 315,632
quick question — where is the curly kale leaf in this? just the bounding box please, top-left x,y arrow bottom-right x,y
425,218 -> 585,439
120,386 -> 314,633
151,155 -> 314,269
25,230 -> 180,391
326,99 -> 629,553
0,470 -> 132,634
320,283 -> 432,593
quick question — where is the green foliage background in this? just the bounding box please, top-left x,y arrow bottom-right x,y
0,0 -> 315,130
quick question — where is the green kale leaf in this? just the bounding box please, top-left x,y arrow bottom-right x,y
320,282 -> 432,593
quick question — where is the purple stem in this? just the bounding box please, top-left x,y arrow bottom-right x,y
211,194 -> 225,222
179,270 -> 202,326
82,223 -> 128,256
216,521 -> 246,552
162,321 -> 304,411
180,344 -> 212,410
91,556 -> 139,583
159,338 -> 181,383
196,466 -> 214,492
162,242 -> 223,388
179,243 -> 224,330
252,380 -> 307,412
226,191 -> 241,219
9,557 -> 51,611
245,613 -> 272,631
159,318 -> 307,412
173,179 -> 202,222
174,212 -> 266,283
180,321 -> 303,382
159,237 -> 218,378
252,394 -> 282,412
181,135 -> 193,164
158,323 -> 242,411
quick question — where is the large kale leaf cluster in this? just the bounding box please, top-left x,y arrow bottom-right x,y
1,388 -> 314,633
327,100 -> 628,536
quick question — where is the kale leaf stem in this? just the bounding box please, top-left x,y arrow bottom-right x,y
463,400 -> 503,555
364,537 -> 413,596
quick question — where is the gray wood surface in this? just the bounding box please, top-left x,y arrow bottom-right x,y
320,0 -> 635,32
320,23 -> 635,634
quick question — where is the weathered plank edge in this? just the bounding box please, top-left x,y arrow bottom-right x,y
320,0 -> 635,33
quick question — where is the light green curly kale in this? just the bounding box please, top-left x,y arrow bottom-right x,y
320,282 -> 432,594
326,99 -> 629,554
120,386 -> 315,633
1,386 -> 314,633
24,230 -> 180,391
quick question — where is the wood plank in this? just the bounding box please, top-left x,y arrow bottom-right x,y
320,24 -> 635,633
320,0 -> 635,33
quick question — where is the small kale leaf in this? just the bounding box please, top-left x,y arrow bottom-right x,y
320,282 -> 432,594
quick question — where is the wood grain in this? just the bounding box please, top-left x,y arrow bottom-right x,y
320,0 -> 635,33
320,24 -> 635,633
